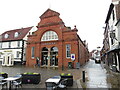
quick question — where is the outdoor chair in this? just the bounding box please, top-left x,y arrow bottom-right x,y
0,80 -> 7,89
57,79 -> 67,89
12,75 -> 22,89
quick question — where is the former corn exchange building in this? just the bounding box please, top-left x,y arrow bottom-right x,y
26,9 -> 89,68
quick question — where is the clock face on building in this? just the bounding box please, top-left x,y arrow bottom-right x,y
4,34 -> 9,38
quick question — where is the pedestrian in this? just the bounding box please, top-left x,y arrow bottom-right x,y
35,57 -> 40,67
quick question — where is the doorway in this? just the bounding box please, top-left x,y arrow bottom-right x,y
50,47 -> 58,66
2,53 -> 14,66
41,47 -> 48,66
41,47 -> 58,67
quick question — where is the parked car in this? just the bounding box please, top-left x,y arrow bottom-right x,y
95,58 -> 101,64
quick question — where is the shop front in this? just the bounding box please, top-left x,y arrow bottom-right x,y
2,50 -> 14,66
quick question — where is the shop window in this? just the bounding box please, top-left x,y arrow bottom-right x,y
66,44 -> 71,58
41,31 -> 58,41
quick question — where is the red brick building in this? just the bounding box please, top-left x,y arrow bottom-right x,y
26,9 -> 89,68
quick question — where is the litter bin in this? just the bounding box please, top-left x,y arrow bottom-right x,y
68,62 -> 73,69
60,73 -> 73,86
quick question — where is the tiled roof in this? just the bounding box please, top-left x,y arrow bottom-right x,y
0,26 -> 33,42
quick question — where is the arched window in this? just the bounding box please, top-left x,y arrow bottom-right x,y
41,31 -> 58,41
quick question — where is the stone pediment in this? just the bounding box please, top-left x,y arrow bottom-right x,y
40,9 -> 60,19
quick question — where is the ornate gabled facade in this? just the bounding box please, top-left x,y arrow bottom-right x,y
26,9 -> 89,68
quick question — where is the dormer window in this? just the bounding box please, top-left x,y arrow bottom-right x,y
14,32 -> 19,37
4,34 -> 9,38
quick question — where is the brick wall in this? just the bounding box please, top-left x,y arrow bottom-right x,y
26,9 -> 89,68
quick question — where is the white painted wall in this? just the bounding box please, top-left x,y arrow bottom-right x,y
0,27 -> 34,64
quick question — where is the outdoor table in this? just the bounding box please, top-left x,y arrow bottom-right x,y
0,77 -> 4,80
45,76 -> 61,90
3,77 -> 20,90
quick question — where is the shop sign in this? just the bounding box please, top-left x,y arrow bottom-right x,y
41,42 -> 56,45
4,50 -> 12,52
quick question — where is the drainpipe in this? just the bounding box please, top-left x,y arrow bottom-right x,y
21,40 -> 24,65
78,40 -> 80,64
62,42 -> 64,70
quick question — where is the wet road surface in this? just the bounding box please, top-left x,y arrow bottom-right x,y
84,60 -> 111,88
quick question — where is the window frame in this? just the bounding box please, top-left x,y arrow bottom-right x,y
4,34 -> 9,39
66,44 -> 71,58
16,51 -> 20,58
17,41 -> 20,47
0,43 -> 2,49
31,47 -> 35,59
9,42 -> 11,48
41,31 -> 58,41
14,32 -> 19,38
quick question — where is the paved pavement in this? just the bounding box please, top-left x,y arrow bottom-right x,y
0,60 -> 120,89
0,65 -> 82,89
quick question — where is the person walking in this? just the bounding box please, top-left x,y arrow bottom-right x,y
35,57 -> 40,67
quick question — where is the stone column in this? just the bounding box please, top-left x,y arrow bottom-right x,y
47,48 -> 51,67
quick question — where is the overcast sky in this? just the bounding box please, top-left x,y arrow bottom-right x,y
0,0 -> 111,51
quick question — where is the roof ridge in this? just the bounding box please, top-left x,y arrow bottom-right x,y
3,26 -> 33,33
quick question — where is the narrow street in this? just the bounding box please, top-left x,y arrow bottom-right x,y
83,59 -> 111,88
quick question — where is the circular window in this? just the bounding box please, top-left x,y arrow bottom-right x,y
4,34 -> 9,38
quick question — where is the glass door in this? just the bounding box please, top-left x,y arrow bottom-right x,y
41,47 -> 48,66
50,47 -> 58,66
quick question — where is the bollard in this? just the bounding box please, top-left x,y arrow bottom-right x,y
82,70 -> 85,82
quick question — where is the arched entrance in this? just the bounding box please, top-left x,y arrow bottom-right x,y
50,47 -> 58,66
41,47 -> 48,66
41,47 -> 58,67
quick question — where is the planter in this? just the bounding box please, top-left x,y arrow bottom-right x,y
21,72 -> 41,84
60,73 -> 73,86
0,72 -> 8,78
